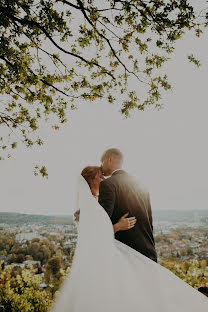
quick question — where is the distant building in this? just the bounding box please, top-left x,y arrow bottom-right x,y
25,255 -> 33,259
65,233 -> 78,239
181,256 -> 189,261
40,283 -> 48,289
10,263 -> 25,269
16,233 -> 44,242
190,245 -> 200,253
63,241 -> 74,248
23,260 -> 41,267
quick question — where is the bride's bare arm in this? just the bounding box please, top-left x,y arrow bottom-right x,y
113,213 -> 137,233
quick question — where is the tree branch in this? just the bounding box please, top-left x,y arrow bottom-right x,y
60,0 -> 80,10
0,5 -> 115,79
76,0 -> 145,83
0,56 -> 93,99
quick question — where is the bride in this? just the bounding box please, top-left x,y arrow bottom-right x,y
50,166 -> 208,312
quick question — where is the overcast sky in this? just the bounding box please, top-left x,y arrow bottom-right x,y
0,15 -> 208,216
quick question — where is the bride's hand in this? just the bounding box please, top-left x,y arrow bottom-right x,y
113,212 -> 137,233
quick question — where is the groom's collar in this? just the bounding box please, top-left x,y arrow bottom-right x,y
111,169 -> 126,176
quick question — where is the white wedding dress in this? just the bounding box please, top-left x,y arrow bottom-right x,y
50,176 -> 208,312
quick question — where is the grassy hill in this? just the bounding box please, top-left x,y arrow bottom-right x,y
0,209 -> 207,224
152,209 -> 208,222
0,212 -> 74,225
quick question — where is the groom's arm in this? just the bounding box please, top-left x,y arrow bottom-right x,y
98,180 -> 115,218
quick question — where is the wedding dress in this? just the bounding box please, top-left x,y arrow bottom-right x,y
50,176 -> 208,312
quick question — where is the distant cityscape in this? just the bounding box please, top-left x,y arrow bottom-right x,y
153,210 -> 208,262
0,210 -> 207,268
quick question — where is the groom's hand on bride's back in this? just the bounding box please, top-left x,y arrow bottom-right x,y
116,212 -> 137,231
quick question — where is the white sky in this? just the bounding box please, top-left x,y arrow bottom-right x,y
0,22 -> 208,216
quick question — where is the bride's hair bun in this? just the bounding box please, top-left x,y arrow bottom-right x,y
81,166 -> 102,196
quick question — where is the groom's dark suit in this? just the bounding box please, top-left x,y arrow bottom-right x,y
98,170 -> 157,262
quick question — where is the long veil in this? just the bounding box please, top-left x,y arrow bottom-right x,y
50,176 -> 208,312
50,175 -> 121,312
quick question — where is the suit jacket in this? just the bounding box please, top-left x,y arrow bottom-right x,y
98,170 -> 157,262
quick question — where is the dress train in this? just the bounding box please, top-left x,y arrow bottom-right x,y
50,176 -> 208,312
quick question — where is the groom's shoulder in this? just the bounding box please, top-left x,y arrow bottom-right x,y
101,175 -> 115,185
103,171 -> 128,185
99,177 -> 116,193
111,172 -> 149,192
100,175 -> 118,188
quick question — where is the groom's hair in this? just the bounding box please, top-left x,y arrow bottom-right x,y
101,148 -> 123,163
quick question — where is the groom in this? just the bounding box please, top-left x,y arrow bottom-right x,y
98,148 -> 157,262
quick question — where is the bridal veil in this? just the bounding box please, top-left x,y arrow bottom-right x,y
50,175 -> 208,312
